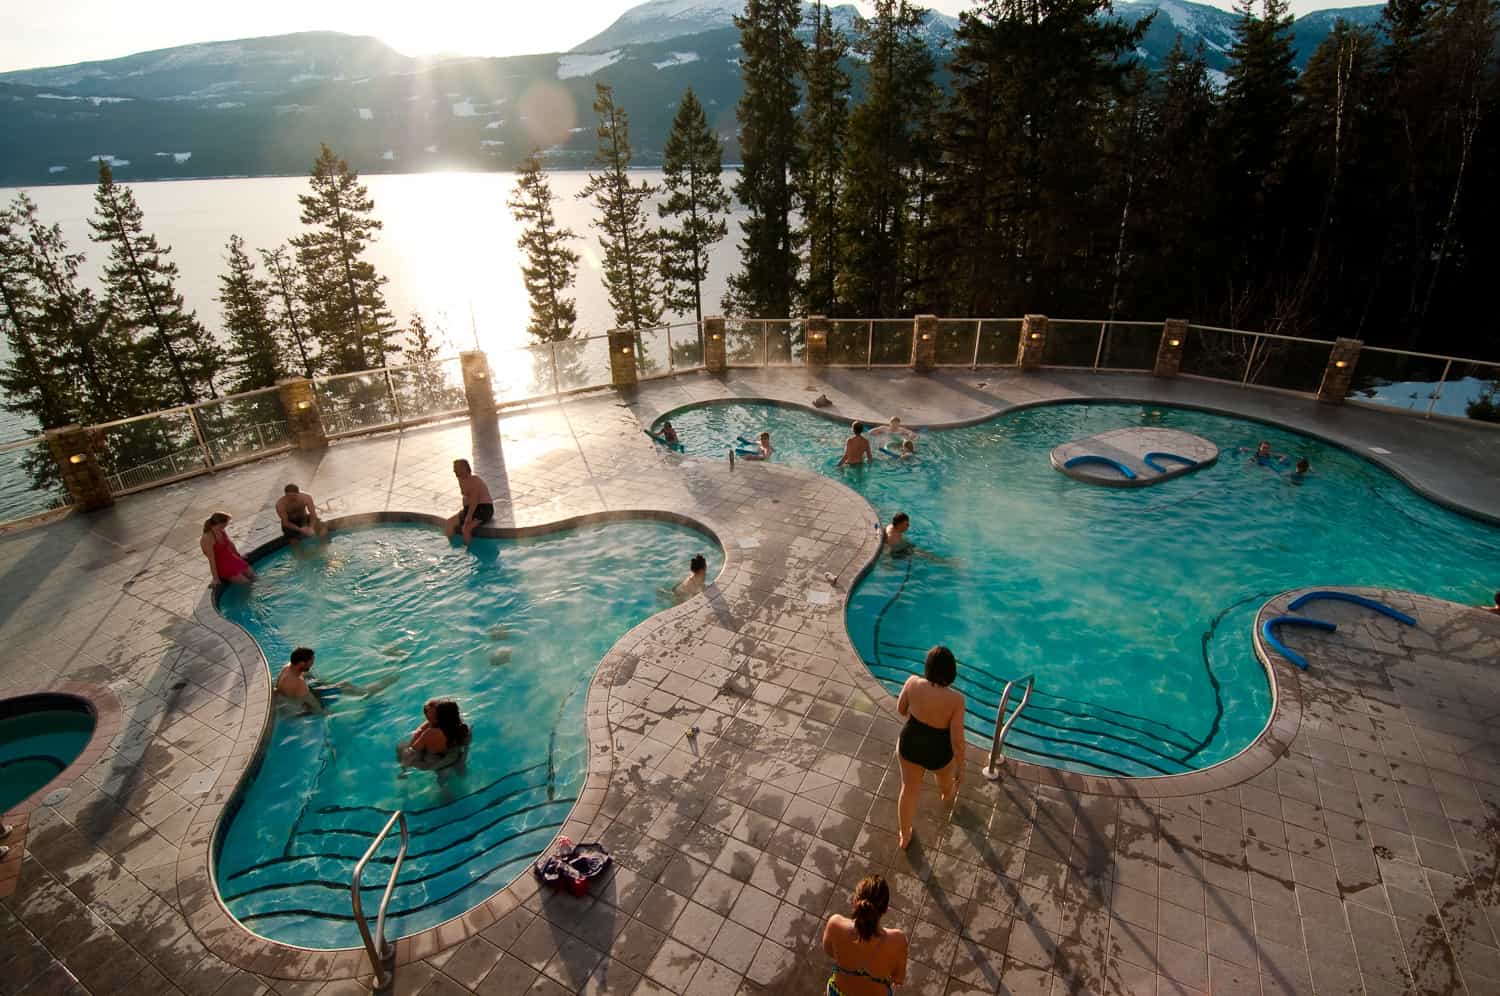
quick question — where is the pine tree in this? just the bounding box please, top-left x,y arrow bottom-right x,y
0,197 -> 74,428
217,235 -> 285,394
507,153 -> 581,342
291,144 -> 399,372
836,0 -> 936,317
579,84 -> 662,332
798,1 -> 851,314
401,313 -> 464,412
658,89 -> 731,325
259,245 -> 317,377
726,0 -> 805,317
89,160 -> 220,408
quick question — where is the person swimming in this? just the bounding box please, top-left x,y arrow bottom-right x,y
275,647 -> 399,714
1289,457 -> 1311,483
667,554 -> 709,602
738,431 -> 772,461
660,421 -> 678,444
836,422 -> 873,467
822,875 -> 906,996
397,699 -> 472,771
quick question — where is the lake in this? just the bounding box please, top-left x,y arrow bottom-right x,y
0,170 -> 747,441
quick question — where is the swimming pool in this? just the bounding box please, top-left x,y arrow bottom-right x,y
214,520 -> 720,949
656,401 -> 1500,777
0,694 -> 95,812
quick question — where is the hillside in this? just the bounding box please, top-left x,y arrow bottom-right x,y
0,1 -> 1387,187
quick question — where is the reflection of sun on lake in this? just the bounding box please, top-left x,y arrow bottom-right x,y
3,170 -> 746,373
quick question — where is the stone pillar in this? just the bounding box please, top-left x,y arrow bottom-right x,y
459,350 -> 496,416
1317,337 -> 1362,404
704,317 -> 727,374
45,425 -> 114,512
276,377 -> 327,450
806,315 -> 830,368
1018,314 -> 1048,370
608,329 -> 639,390
913,315 -> 938,372
1155,319 -> 1188,378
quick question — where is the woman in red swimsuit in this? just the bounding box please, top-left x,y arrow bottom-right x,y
201,512 -> 255,585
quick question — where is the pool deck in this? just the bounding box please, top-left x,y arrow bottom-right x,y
1,368 -> 1498,996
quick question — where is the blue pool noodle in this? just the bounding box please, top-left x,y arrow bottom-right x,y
1287,590 -> 1417,626
1142,452 -> 1197,474
1261,616 -> 1338,670
1063,454 -> 1137,480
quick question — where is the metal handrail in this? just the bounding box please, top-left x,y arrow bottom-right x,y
981,673 -> 1035,781
352,810 -> 408,995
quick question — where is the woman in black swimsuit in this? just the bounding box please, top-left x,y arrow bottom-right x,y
895,646 -> 966,849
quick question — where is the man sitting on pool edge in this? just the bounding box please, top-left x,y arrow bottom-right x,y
444,458 -> 495,546
276,647 -> 399,714
276,483 -> 326,541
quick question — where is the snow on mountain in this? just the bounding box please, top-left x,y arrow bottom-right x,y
653,51 -> 701,70
558,50 -> 625,80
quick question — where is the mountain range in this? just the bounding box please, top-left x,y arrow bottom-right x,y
0,0 -> 1386,187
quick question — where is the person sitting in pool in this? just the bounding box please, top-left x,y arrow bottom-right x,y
276,647 -> 399,714
896,646 -> 966,850
1288,458 -> 1311,483
397,699 -> 472,771
276,484 -> 325,541
660,421 -> 678,444
882,438 -> 916,459
823,874 -> 906,996
444,459 -> 494,546
739,431 -> 773,461
1244,441 -> 1290,467
883,513 -> 912,550
201,512 -> 255,586
836,422 -> 874,467
870,416 -> 917,443
669,554 -> 709,601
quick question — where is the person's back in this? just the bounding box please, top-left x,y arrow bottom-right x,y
824,876 -> 906,996
276,663 -> 308,699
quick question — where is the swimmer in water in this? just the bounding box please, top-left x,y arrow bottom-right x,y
836,422 -> 874,467
1288,458 -> 1311,483
660,421 -> 678,444
275,647 -> 399,714
665,554 -> 708,603
896,439 -> 916,459
739,431 -> 772,461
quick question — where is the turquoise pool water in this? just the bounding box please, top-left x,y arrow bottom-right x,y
215,521 -> 720,949
658,401 -> 1500,776
0,698 -> 94,812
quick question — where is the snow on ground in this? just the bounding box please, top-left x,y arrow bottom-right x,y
1357,376 -> 1498,419
48,166 -> 67,174
153,152 -> 192,163
215,102 -> 243,109
357,107 -> 374,120
288,73 -> 327,83
89,155 -> 129,166
558,50 -> 623,80
652,51 -> 700,70
1207,69 -> 1227,89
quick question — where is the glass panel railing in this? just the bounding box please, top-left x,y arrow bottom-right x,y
636,327 -> 672,379
314,371 -> 399,436
1249,338 -> 1333,395
870,320 -> 914,366
0,439 -> 70,523
192,388 -> 289,465
1042,320 -> 1104,368
1440,361 -> 1500,423
935,320 -> 980,366
1096,322 -> 1161,371
667,323 -> 705,371
1181,326 -> 1259,381
976,319 -> 1023,365
724,320 -> 766,365
826,320 -> 868,365
491,344 -> 559,403
93,409 -> 208,494
553,335 -> 613,393
1346,349 -> 1450,415
388,357 -> 467,421
765,320 -> 804,365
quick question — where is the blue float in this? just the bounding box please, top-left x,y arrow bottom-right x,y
1287,590 -> 1418,626
1261,616 -> 1338,670
1063,454 -> 1137,480
1142,452 -> 1197,474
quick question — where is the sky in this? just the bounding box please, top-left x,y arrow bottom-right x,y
2,0 -> 1384,74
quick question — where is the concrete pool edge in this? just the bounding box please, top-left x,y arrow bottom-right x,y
0,683 -> 122,898
176,508 -> 745,975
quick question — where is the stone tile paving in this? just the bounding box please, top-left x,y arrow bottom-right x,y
0,368 -> 1497,996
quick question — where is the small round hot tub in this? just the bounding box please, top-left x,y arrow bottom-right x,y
1,694 -> 96,812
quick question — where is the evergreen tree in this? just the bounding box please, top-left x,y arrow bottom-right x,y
836,0 -> 937,317
658,89 -> 731,325
726,0 -> 805,317
217,235 -> 285,393
0,197 -> 74,428
401,313 -> 464,412
507,153 -> 581,341
798,0 -> 851,314
89,160 -> 220,408
259,245 -> 317,378
291,144 -> 399,372
579,84 -> 662,331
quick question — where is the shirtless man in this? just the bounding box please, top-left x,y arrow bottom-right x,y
444,459 -> 494,545
275,647 -> 398,714
836,422 -> 874,468
884,512 -> 912,550
672,554 -> 708,601
276,484 -> 323,540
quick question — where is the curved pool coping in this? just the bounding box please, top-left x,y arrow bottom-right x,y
0,683 -> 122,897
649,389 -> 1500,528
179,509 -> 736,976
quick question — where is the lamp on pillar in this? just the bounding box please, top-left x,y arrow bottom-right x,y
913,315 -> 938,372
45,425 -> 114,512
704,316 -> 727,374
1155,319 -> 1188,378
1317,338 -> 1362,404
1017,315 -> 1048,370
460,351 -> 497,416
806,315 -> 830,368
608,329 -> 639,390
277,378 -> 327,450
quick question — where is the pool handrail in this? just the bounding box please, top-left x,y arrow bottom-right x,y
982,673 -> 1036,780
352,810 -> 408,995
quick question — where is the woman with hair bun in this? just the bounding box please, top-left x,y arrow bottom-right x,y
822,875 -> 906,995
